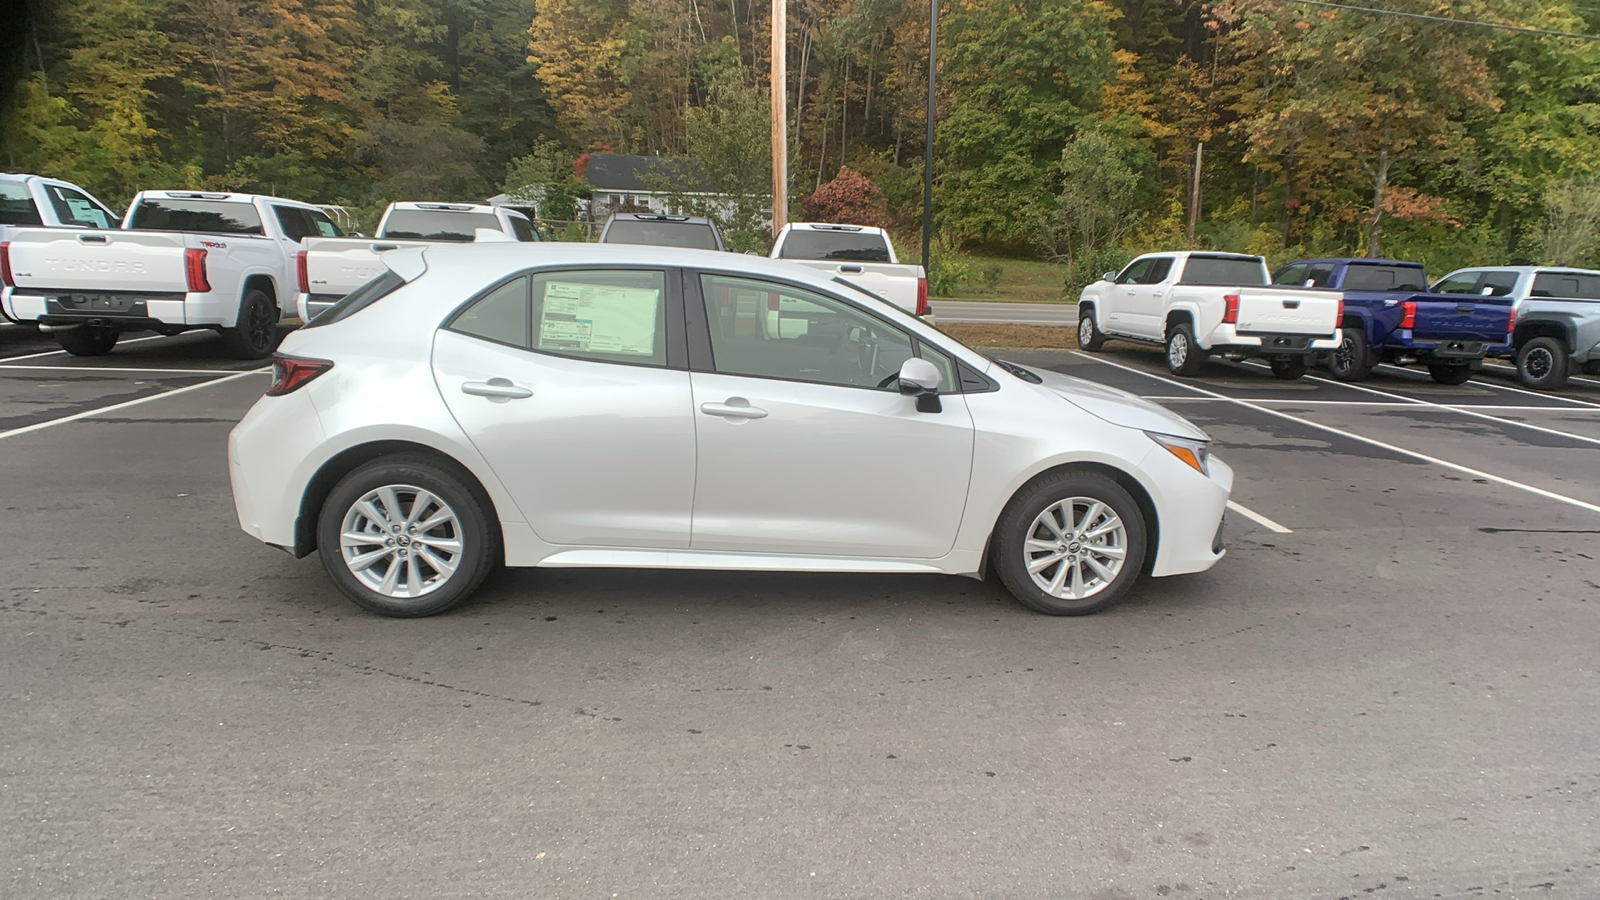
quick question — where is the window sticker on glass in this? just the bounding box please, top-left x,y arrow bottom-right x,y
537,281 -> 660,356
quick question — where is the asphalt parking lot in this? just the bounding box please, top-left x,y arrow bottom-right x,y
3,322 -> 1598,900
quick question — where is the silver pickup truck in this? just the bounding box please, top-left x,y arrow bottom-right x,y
1431,266 -> 1600,389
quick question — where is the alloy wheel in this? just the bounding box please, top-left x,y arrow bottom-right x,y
1023,497 -> 1129,600
1333,336 -> 1356,372
1078,317 -> 1093,346
1526,347 -> 1553,379
339,484 -> 464,598
1168,331 -> 1188,368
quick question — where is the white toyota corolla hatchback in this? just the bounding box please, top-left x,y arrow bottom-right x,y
229,244 -> 1232,617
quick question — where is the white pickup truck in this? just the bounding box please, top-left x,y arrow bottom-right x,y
1,190 -> 344,357
770,222 -> 929,317
1,174 -> 124,325
295,202 -> 537,321
1078,251 -> 1343,379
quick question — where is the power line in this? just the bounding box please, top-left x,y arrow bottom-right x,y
1278,0 -> 1600,40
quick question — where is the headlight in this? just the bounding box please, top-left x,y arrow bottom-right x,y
1146,431 -> 1210,476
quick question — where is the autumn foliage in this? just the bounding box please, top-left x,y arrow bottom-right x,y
801,168 -> 893,228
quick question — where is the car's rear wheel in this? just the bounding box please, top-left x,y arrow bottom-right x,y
54,325 -> 120,357
1428,362 -> 1473,385
993,471 -> 1147,616
1327,327 -> 1374,381
1516,337 -> 1570,390
1077,307 -> 1106,351
1165,322 -> 1207,376
1270,356 -> 1308,380
221,288 -> 281,359
317,456 -> 497,617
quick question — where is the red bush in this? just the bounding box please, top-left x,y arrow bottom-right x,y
801,166 -> 892,227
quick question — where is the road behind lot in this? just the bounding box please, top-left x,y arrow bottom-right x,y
2,325 -> 1598,900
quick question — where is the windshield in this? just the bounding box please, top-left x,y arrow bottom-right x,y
1342,264 -> 1427,292
778,230 -> 891,262
0,183 -> 43,226
381,210 -> 501,242
1179,256 -> 1267,286
128,198 -> 264,234
603,219 -> 720,250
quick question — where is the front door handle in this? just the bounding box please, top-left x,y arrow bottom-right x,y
838,264 -> 863,274
461,377 -> 533,400
700,399 -> 768,419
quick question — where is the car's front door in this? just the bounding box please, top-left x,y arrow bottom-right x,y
1125,255 -> 1174,339
1103,258 -> 1152,332
432,267 -> 696,548
685,272 -> 975,559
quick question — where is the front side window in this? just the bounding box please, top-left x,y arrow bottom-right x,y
700,273 -> 920,390
307,209 -> 343,237
1115,259 -> 1152,285
508,216 -> 536,242
1479,271 -> 1520,297
1304,264 -> 1336,287
46,185 -> 115,228
274,206 -> 314,241
1141,258 -> 1174,284
128,198 -> 265,235
1432,271 -> 1482,294
1272,264 -> 1307,286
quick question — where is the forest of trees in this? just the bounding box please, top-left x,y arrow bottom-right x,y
5,0 -> 1600,286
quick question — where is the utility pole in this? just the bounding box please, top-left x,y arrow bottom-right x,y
920,0 -> 938,272
770,0 -> 788,236
1187,139 -> 1203,249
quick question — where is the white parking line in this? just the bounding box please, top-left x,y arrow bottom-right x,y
1146,397 -> 1600,411
0,370 -> 265,441
0,364 -> 249,375
1467,361 -> 1600,402
1226,500 -> 1292,533
0,333 -> 171,362
1075,351 -> 1600,516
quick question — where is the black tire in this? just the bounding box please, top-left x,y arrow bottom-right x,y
1428,362 -> 1473,385
316,455 -> 499,618
1327,327 -> 1374,381
1516,337 -> 1570,390
221,288 -> 282,359
1076,306 -> 1105,351
53,325 -> 120,357
1269,356 -> 1308,380
1164,322 -> 1207,377
992,470 -> 1148,616
1582,360 -> 1600,377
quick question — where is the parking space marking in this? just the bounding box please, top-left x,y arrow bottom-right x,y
1144,397 -> 1600,411
0,333 -> 170,362
0,370 -> 266,441
0,364 -> 250,375
1073,351 -> 1600,516
1449,362 -> 1600,406
1226,500 -> 1292,533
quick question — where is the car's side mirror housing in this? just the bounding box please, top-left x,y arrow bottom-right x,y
898,357 -> 943,413
1102,271 -> 1117,282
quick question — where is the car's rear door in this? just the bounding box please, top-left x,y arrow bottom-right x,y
431,266 -> 697,549
683,270 -> 974,559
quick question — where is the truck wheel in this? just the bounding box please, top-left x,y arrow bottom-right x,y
1269,356 -> 1308,380
1583,360 -> 1600,377
53,325 -> 120,357
1427,363 -> 1473,385
992,470 -> 1147,616
1076,306 -> 1105,351
1165,323 -> 1207,377
221,289 -> 282,360
1516,337 -> 1570,390
1327,327 -> 1374,381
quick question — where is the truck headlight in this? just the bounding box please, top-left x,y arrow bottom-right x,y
1146,431 -> 1210,476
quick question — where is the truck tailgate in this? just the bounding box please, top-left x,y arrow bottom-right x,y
1405,294 -> 1513,342
302,237 -> 415,296
5,228 -> 188,293
1235,286 -> 1342,335
793,260 -> 920,312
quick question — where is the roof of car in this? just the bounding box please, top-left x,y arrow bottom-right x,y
1287,257 -> 1422,266
416,242 -> 835,287
389,202 -> 498,212
602,212 -> 718,226
785,222 -> 889,236
135,190 -> 323,210
1439,265 -> 1600,275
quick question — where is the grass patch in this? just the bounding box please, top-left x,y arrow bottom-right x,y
939,255 -> 1073,304
939,322 -> 1078,350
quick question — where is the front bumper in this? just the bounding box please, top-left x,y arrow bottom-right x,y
1144,446 -> 1234,578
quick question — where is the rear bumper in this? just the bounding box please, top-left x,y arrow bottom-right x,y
1385,335 -> 1505,360
1202,324 -> 1340,355
2,290 -> 237,327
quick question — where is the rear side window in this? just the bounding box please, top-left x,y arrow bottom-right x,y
1479,271 -> 1519,297
1304,264 -> 1336,287
1141,257 -> 1174,283
0,183 -> 45,226
129,198 -> 264,235
303,269 -> 406,327
307,209 -> 342,237
1531,271 -> 1600,299
1115,259 -> 1152,284
603,219 -> 720,250
1342,264 -> 1427,292
777,230 -> 891,262
1180,256 -> 1268,286
449,277 -> 530,346
274,206 -> 314,241
381,210 -> 499,242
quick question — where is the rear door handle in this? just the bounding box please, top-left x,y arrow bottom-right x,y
461,377 -> 533,400
372,243 -> 399,252
700,399 -> 768,419
1456,305 -> 1475,313
77,233 -> 108,243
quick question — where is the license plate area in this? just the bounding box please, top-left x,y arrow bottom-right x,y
46,294 -> 150,317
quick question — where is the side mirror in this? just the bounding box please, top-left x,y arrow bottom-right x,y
898,357 -> 943,413
1102,271 -> 1117,282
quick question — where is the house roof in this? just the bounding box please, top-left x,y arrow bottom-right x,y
584,154 -> 705,192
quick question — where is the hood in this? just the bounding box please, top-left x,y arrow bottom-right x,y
1028,366 -> 1210,441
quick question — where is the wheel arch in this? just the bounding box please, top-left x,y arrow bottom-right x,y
293,440 -> 505,558
984,461 -> 1161,578
1163,308 -> 1195,334
1514,318 -> 1576,352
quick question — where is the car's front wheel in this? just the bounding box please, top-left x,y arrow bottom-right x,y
1077,307 -> 1106,351
993,471 -> 1148,616
317,455 -> 498,617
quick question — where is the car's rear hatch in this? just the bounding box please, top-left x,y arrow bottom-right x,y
1234,286 -> 1342,335
1403,293 -> 1514,343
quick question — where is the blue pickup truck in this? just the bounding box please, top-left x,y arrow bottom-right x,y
1271,258 -> 1515,384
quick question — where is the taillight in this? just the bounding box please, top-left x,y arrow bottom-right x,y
916,277 -> 929,316
296,250 -> 309,294
0,242 -> 12,287
1399,300 -> 1416,329
266,354 -> 333,396
1336,298 -> 1344,323
184,248 -> 211,292
1506,304 -> 1516,335
1222,293 -> 1239,324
